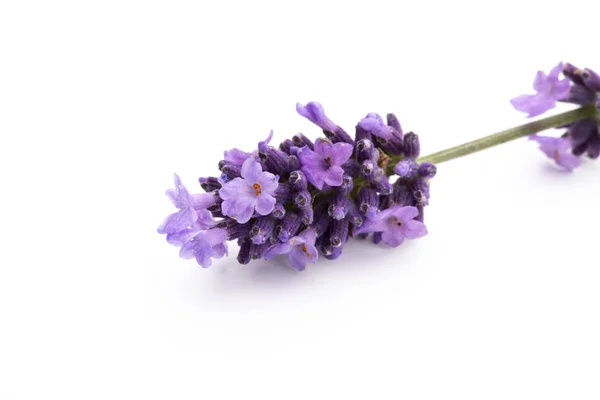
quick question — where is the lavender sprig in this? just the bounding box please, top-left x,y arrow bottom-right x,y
159,61 -> 600,271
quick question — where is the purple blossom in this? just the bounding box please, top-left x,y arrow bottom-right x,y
219,158 -> 279,224
511,62 -> 571,118
297,138 -> 353,189
296,102 -> 338,132
158,174 -> 217,235
356,205 -> 428,248
264,229 -> 318,271
179,228 -> 228,268
358,113 -> 393,140
529,135 -> 581,171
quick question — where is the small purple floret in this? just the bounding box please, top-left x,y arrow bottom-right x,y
511,62 -> 571,118
219,158 -> 279,224
264,229 -> 319,271
356,205 -> 428,248
529,135 -> 581,171
179,228 -> 228,268
298,138 -> 353,189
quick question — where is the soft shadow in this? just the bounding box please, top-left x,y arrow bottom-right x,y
184,237 -> 422,297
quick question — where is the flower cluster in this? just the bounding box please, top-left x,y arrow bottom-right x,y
512,62 -> 600,170
158,102 -> 435,270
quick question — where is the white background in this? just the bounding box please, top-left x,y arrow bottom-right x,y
1,1 -> 599,399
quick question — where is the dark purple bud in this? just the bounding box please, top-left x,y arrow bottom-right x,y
563,84 -> 596,105
313,206 -> 331,236
372,173 -> 393,195
581,68 -> 600,91
418,162 -> 437,179
573,142 -> 588,156
219,161 -> 241,180
568,119 -> 596,148
219,219 -> 252,240
330,219 -> 349,248
356,139 -> 378,163
272,203 -> 286,219
289,170 -> 308,191
279,139 -> 294,154
415,205 -> 425,222
292,133 -> 314,150
237,239 -> 252,264
338,175 -> 354,194
301,207 -> 314,225
294,190 -> 312,209
207,196 -> 224,213
359,187 -> 378,216
587,136 -> 600,159
324,246 -> 343,260
261,148 -> 289,176
391,181 -> 414,206
328,192 -> 348,220
361,160 -> 377,179
249,242 -> 269,260
373,135 -> 404,156
372,232 -> 383,244
250,217 -> 276,245
563,63 -> 585,86
355,124 -> 372,142
386,113 -> 403,136
275,183 -> 292,200
410,178 -> 430,206
403,132 -> 420,159
288,155 -> 301,171
324,127 -> 354,145
276,212 -> 302,242
342,159 -> 360,178
199,176 -> 222,192
394,159 -> 419,179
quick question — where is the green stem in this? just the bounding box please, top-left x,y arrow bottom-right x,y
412,106 -> 596,165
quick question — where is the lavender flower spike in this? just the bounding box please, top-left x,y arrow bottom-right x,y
296,102 -> 338,132
264,229 -> 319,271
356,205 -> 428,248
157,174 -> 217,235
511,62 -> 571,118
219,158 -> 279,224
529,135 -> 581,171
297,138 -> 353,189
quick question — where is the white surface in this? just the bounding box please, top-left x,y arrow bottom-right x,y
1,1 -> 599,399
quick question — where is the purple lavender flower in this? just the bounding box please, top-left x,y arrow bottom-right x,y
179,228 -> 228,268
529,135 -> 581,171
219,158 -> 279,224
158,174 -> 217,235
297,138 -> 353,189
358,113 -> 393,140
356,205 -> 428,248
296,102 -> 338,132
511,62 -> 571,118
263,229 -> 318,271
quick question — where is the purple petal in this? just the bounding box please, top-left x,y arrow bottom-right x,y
221,196 -> 256,224
401,220 -> 428,239
263,242 -> 293,258
257,171 -> 279,194
390,205 -> 420,221
223,148 -> 252,166
296,102 -> 338,132
323,166 -> 345,187
330,142 -> 354,165
288,244 -> 318,271
218,177 -> 253,200
240,158 -> 263,182
381,228 -> 405,248
358,114 -> 392,139
255,193 -> 276,216
157,207 -> 198,234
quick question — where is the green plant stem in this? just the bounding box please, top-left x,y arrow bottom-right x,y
408,106 -> 596,166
